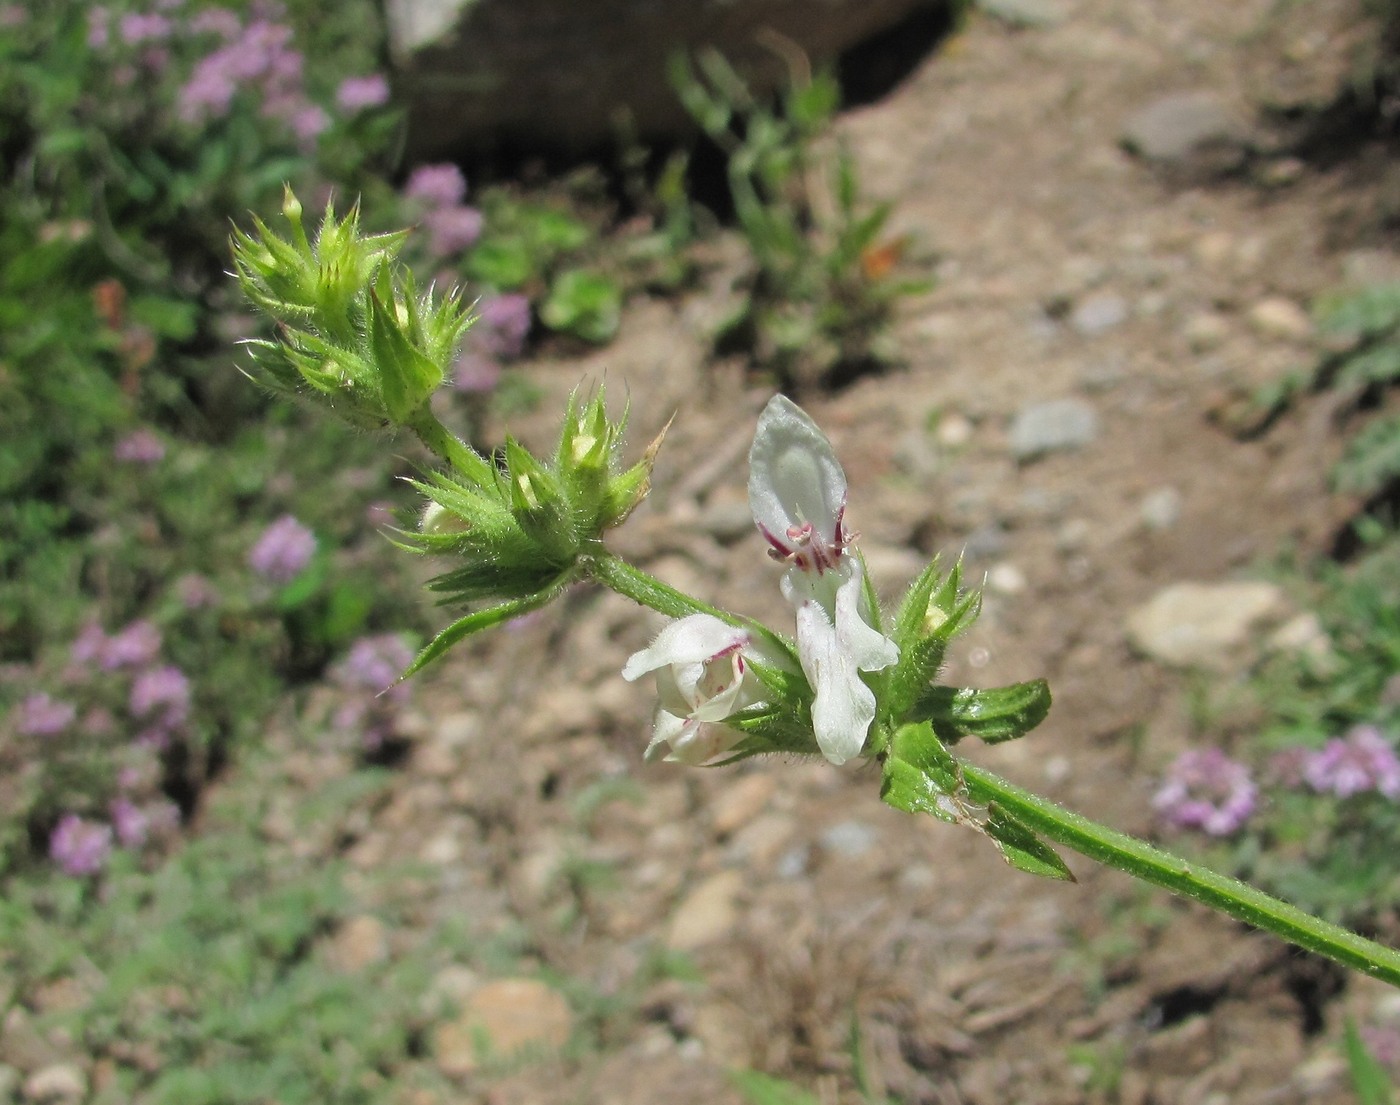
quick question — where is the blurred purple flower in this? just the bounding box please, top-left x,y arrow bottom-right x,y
1153,748 -> 1257,836
333,635 -> 414,695
278,101 -> 329,142
475,293 -> 532,358
110,797 -> 149,847
101,619 -> 163,671
50,815 -> 113,877
248,514 -> 316,582
336,74 -> 390,112
0,5 -> 27,27
423,205 -> 484,256
365,500 -> 396,529
115,427 -> 165,464
17,693 -> 77,737
87,6 -> 111,47
403,163 -> 467,208
453,352 -> 502,394
174,572 -> 220,610
1303,725 -> 1400,799
118,11 -> 172,44
71,622 -> 109,665
189,7 -> 240,38
110,797 -> 179,847
130,665 -> 191,727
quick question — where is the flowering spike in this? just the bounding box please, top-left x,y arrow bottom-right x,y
748,394 -> 898,764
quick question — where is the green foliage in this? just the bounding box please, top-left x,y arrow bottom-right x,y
670,48 -> 929,389
0,763 -> 460,1105
462,189 -> 623,344
1345,1018 -> 1397,1105
1187,541 -> 1400,925
1274,282 -> 1400,500
0,1 -> 428,875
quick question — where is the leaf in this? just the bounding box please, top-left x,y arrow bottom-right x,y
1344,1018 -> 1396,1105
984,804 -> 1075,881
913,680 -> 1052,744
400,583 -> 566,680
879,722 -> 967,823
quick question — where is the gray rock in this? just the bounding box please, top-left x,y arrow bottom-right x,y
820,820 -> 879,858
1139,487 -> 1182,531
978,0 -> 1066,27
1069,293 -> 1128,336
1120,92 -> 1249,171
1009,398 -> 1099,461
1124,581 -> 1286,669
388,0 -> 947,157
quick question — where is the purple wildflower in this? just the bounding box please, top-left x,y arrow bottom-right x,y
50,815 -> 113,877
333,635 -> 414,695
248,514 -> 316,583
0,5 -> 27,27
336,74 -> 390,112
130,665 -> 191,727
189,8 -> 240,38
423,205 -> 484,256
475,293 -> 532,358
87,6 -> 111,47
17,693 -> 77,737
1303,725 -> 1400,799
174,572 -> 220,610
110,797 -> 150,847
118,11 -> 172,44
101,619 -> 162,671
403,163 -> 467,209
115,427 -> 165,464
1153,748 -> 1257,836
453,352 -> 502,394
110,797 -> 178,847
71,622 -> 109,665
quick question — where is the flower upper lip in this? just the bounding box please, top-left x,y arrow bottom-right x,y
747,395 -> 899,766
747,395 -> 850,573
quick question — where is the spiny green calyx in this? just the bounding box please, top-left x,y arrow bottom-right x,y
232,187 -> 472,430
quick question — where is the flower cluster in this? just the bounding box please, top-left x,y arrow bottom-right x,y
1299,725 -> 1400,799
1153,748 -> 1259,836
329,634 -> 416,751
9,617 -> 193,876
248,514 -> 317,584
624,396 -> 899,766
1157,726 -> 1400,842
403,162 -> 484,258
85,1 -> 363,148
177,6 -> 328,141
453,293 -> 532,394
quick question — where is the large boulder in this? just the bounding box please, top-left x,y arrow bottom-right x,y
386,0 -> 943,158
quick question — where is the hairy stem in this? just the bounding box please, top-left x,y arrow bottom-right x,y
961,763 -> 1400,987
404,408 -> 495,486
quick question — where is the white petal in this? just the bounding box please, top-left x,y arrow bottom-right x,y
622,614 -> 748,682
793,597 -> 877,766
747,395 -> 847,548
833,562 -> 899,674
644,709 -> 690,762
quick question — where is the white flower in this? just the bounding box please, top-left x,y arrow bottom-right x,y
748,395 -> 898,766
622,614 -> 764,765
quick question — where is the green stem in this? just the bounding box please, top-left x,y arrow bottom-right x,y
960,763 -> 1400,987
405,408 -> 495,486
582,550 -> 731,622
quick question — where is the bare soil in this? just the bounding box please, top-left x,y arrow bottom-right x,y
314,0 -> 1400,1100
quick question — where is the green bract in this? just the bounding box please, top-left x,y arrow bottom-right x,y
396,388 -> 664,678
232,188 -> 471,430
